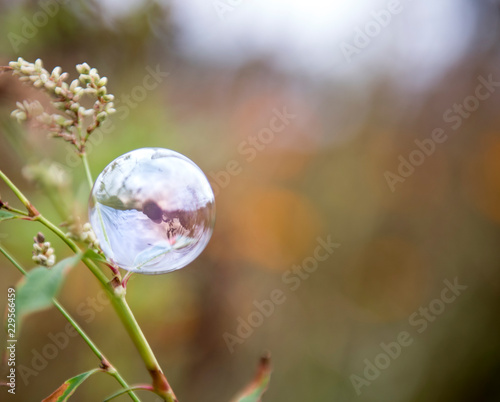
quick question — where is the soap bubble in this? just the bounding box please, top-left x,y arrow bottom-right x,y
88,148 -> 215,274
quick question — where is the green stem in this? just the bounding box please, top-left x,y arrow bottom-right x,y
53,300 -> 140,402
111,293 -> 177,402
1,205 -> 28,216
0,247 -> 27,275
0,169 -> 178,401
80,152 -> 94,190
0,169 -> 38,216
0,246 -> 140,402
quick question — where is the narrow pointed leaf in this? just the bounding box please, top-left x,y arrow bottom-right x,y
42,369 -> 100,402
232,355 -> 272,402
83,248 -> 108,264
15,254 -> 83,329
0,210 -> 15,221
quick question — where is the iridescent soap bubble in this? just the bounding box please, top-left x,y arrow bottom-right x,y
88,148 -> 215,274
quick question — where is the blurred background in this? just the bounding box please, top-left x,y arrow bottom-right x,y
1,0 -> 500,400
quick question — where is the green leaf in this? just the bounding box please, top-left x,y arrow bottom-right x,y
232,355 -> 272,402
0,210 -> 15,221
83,248 -> 108,264
15,254 -> 83,329
42,369 -> 100,402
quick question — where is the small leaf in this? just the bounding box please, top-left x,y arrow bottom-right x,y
232,354 -> 272,402
42,369 -> 100,402
0,210 -> 15,221
83,248 -> 108,264
15,254 -> 83,329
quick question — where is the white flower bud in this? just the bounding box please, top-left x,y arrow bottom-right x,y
15,111 -> 27,122
70,79 -> 79,92
54,114 -> 69,125
97,77 -> 108,87
76,63 -> 90,74
37,113 -> 53,125
97,112 -> 107,122
79,74 -> 91,84
51,66 -> 62,78
53,102 -> 66,110
20,65 -> 34,75
44,81 -> 56,91
47,255 -> 56,267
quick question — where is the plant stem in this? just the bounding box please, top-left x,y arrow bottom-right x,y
0,169 -> 38,216
0,169 -> 178,401
1,205 -> 28,216
0,246 -> 140,402
111,294 -> 177,402
0,247 -> 27,275
80,152 -> 94,190
53,300 -> 141,402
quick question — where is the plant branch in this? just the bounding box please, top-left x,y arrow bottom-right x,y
0,170 -> 38,216
0,202 -> 29,216
0,246 -> 27,275
0,246 -> 140,402
0,169 -> 178,401
111,292 -> 177,402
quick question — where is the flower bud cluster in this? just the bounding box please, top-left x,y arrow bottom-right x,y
8,58 -> 115,151
65,221 -> 100,250
32,232 -> 56,267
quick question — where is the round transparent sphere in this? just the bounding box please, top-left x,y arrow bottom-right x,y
88,148 -> 215,274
